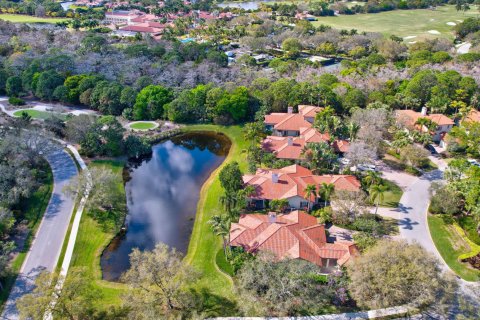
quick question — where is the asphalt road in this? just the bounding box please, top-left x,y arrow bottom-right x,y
1,149 -> 78,320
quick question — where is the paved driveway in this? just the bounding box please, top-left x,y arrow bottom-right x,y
1,149 -> 78,320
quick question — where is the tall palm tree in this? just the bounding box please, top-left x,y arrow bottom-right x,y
304,184 -> 317,211
363,171 -> 381,188
415,117 -> 437,132
369,184 -> 389,215
320,182 -> 335,207
208,214 -> 231,257
220,191 -> 238,214
347,122 -> 360,141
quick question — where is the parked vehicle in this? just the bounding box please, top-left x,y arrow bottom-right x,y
356,164 -> 377,172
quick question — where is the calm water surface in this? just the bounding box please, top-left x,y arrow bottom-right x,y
101,132 -> 230,281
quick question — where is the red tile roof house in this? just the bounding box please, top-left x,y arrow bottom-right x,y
230,210 -> 358,272
262,105 -> 350,160
396,107 -> 454,147
243,164 -> 361,211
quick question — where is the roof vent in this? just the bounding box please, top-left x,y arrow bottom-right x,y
272,172 -> 279,183
268,212 -> 277,224
421,107 -> 427,116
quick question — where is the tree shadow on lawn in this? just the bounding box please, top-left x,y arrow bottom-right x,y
191,287 -> 239,318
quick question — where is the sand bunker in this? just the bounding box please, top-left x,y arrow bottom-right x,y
428,30 -> 441,35
446,22 -> 456,26
409,41 -> 417,44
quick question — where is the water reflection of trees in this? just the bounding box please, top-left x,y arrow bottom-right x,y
171,132 -> 231,156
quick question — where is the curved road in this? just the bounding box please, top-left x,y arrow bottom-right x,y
1,148 -> 78,320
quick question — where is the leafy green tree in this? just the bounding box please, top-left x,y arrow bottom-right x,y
281,38 -> 302,57
0,69 -> 8,93
133,85 -> 173,120
90,81 -> 125,115
302,142 -> 338,173
219,161 -> 243,195
124,135 -> 150,159
17,268 -> 101,320
362,171 -> 381,188
122,243 -> 200,318
35,70 -> 64,101
215,86 -> 249,123
6,76 -> 22,97
348,240 -> 455,310
237,253 -> 338,316
165,84 -> 211,123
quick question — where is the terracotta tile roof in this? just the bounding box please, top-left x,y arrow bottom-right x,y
465,109 -> 480,123
427,113 -> 454,126
262,131 -> 349,160
298,105 -> 323,118
396,110 -> 454,127
243,165 -> 360,201
230,211 -> 357,267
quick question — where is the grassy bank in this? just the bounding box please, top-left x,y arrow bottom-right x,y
428,215 -> 480,281
183,125 -> 247,312
69,160 -> 127,308
313,5 -> 478,41
0,163 -> 53,311
379,179 -> 403,207
0,14 -> 69,23
13,109 -> 67,120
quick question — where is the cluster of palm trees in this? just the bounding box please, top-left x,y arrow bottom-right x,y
303,182 -> 335,211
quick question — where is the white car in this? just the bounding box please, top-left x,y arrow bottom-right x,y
357,164 -> 377,172
339,158 -> 351,165
467,159 -> 480,167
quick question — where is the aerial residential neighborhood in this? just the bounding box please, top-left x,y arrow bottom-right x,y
0,0 -> 479,319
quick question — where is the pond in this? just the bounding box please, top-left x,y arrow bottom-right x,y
100,132 -> 231,281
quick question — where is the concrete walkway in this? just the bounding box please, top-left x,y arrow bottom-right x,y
0,97 -> 97,117
1,148 -> 78,320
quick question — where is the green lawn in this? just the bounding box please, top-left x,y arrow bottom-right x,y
13,109 -> 67,120
69,160 -> 127,309
379,179 -> 403,207
0,14 -> 69,23
313,6 -> 479,41
0,163 -> 53,312
183,125 -> 247,313
129,121 -> 157,130
428,215 -> 480,282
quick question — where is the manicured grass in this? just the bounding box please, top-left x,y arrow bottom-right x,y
313,6 -> 478,41
0,14 -> 69,23
13,109 -> 67,120
129,121 -> 157,130
183,125 -> 247,310
379,179 -> 403,207
428,215 -> 480,281
0,163 -> 53,311
215,249 -> 235,276
69,160 -> 127,309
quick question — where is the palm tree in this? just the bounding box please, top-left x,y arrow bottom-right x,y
363,171 -> 381,188
369,184 -> 389,215
208,214 -> 231,257
220,191 -> 238,214
320,182 -> 335,207
304,184 -> 317,211
415,117 -> 437,132
347,122 -> 360,141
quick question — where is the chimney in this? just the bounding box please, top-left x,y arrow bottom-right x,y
287,137 -> 293,146
272,172 -> 279,183
268,212 -> 277,224
287,106 -> 293,114
421,107 -> 427,116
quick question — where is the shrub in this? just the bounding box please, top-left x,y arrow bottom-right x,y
353,232 -> 378,252
312,207 -> 333,224
8,96 -> 25,106
441,214 -> 455,225
352,215 -> 382,235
